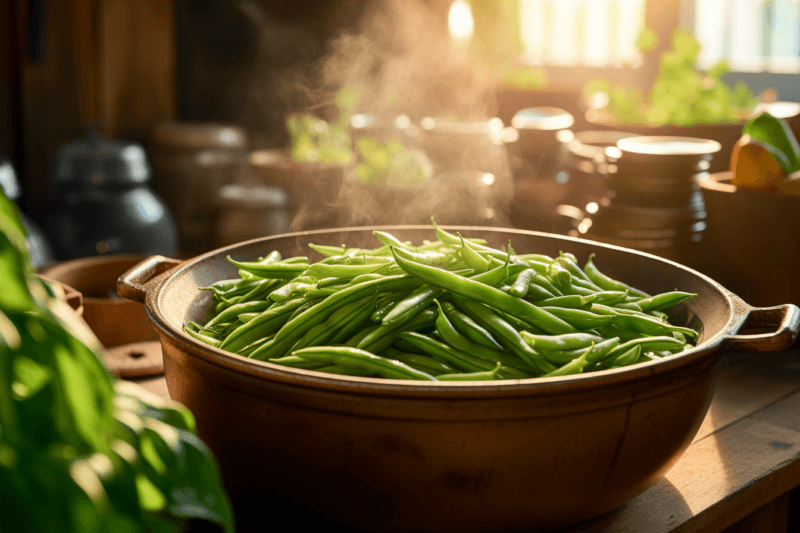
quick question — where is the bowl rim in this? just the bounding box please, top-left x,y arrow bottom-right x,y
141,225 -> 747,397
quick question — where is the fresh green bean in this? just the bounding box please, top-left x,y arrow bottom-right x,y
584,254 -> 649,298
291,346 -> 437,380
438,362 -> 502,381
392,247 -> 576,335
439,301 -> 505,350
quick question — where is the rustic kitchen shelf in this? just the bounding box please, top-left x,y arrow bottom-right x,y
129,347 -> 800,533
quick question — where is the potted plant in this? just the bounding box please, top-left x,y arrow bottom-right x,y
583,29 -> 800,172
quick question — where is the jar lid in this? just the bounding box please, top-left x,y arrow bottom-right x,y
617,136 -> 721,156
151,121 -> 247,149
217,184 -> 287,209
52,130 -> 151,186
0,156 -> 20,200
511,107 -> 574,131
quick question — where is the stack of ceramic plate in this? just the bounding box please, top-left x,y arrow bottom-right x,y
585,136 -> 720,262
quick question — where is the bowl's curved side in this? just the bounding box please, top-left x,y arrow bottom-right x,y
142,226 -> 733,531
161,329 -> 719,532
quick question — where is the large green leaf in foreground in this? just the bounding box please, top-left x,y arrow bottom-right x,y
0,190 -> 233,532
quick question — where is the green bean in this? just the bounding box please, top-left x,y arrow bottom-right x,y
495,309 -> 546,335
304,262 -> 390,280
184,326 -> 222,348
520,332 -> 604,351
205,299 -> 273,328
392,247 -> 576,335
634,291 -> 696,312
458,234 -> 490,273
438,362 -> 502,381
345,325 -> 380,348
546,262 -> 572,288
219,297 -> 306,352
227,257 -> 308,279
308,243 -> 346,257
291,346 -> 437,380
543,344 -> 593,377
537,337 -> 621,365
524,283 -> 557,301
268,355 -> 330,370
584,254 -> 649,298
230,278 -> 284,305
554,253 -> 600,288
590,291 -> 629,305
383,348 -> 458,376
382,285 -> 445,326
599,345 -> 643,370
293,295 -> 377,351
537,307 -> 613,330
533,295 -> 595,309
398,332 -> 530,379
531,274 -> 562,296
358,309 -> 437,354
329,295 -> 380,345
603,336 -> 687,361
434,300 -> 532,371
268,281 -> 314,303
510,268 -> 536,298
238,336 -> 273,357
449,295 -> 555,374
439,301 -> 505,350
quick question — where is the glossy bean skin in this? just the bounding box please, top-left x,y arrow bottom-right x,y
449,295 -> 555,375
584,254 -> 649,298
392,247 -> 577,335
434,300 -> 534,372
291,346 -> 437,380
438,362 -> 502,381
439,301 -> 505,350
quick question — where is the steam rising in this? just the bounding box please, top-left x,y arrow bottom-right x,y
252,0 -> 514,230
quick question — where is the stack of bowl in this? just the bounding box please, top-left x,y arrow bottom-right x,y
584,136 -> 720,263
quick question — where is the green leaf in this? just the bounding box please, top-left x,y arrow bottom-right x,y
744,112 -> 800,173
11,355 -> 52,400
707,60 -> 730,79
635,27 -> 658,53
335,86 -> 361,112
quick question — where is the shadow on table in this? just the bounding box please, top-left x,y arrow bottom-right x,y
562,477 -> 691,532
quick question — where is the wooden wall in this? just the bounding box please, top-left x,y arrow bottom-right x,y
3,0 -> 176,211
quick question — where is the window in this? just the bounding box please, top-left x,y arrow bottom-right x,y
690,0 -> 800,74
519,0 -> 647,67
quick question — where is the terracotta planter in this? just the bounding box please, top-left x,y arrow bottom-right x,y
118,228 -> 799,532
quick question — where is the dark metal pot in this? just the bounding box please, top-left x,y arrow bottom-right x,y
118,227 -> 800,533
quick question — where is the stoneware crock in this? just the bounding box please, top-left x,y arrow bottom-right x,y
118,226 -> 800,533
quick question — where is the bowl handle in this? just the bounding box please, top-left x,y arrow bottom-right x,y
117,255 -> 182,303
721,303 -> 800,353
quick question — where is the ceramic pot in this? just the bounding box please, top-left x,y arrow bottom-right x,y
118,227 -> 799,532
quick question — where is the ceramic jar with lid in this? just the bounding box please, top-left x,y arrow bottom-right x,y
42,131 -> 178,260
583,136 -> 720,263
149,121 -> 248,254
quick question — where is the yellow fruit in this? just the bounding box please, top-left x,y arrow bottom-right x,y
730,134 -> 784,190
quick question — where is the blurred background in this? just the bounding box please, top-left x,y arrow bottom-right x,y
2,0 -> 800,312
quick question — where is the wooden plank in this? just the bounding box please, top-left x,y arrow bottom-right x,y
694,351 -> 800,441
566,377 -> 800,533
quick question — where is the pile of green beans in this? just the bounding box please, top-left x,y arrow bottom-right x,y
184,220 -> 699,381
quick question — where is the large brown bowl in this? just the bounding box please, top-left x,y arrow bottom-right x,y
118,227 -> 800,533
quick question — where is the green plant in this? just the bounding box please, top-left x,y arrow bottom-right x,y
0,191 -> 233,532
585,28 -> 757,125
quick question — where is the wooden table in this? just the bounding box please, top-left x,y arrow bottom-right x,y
129,347 -> 800,533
